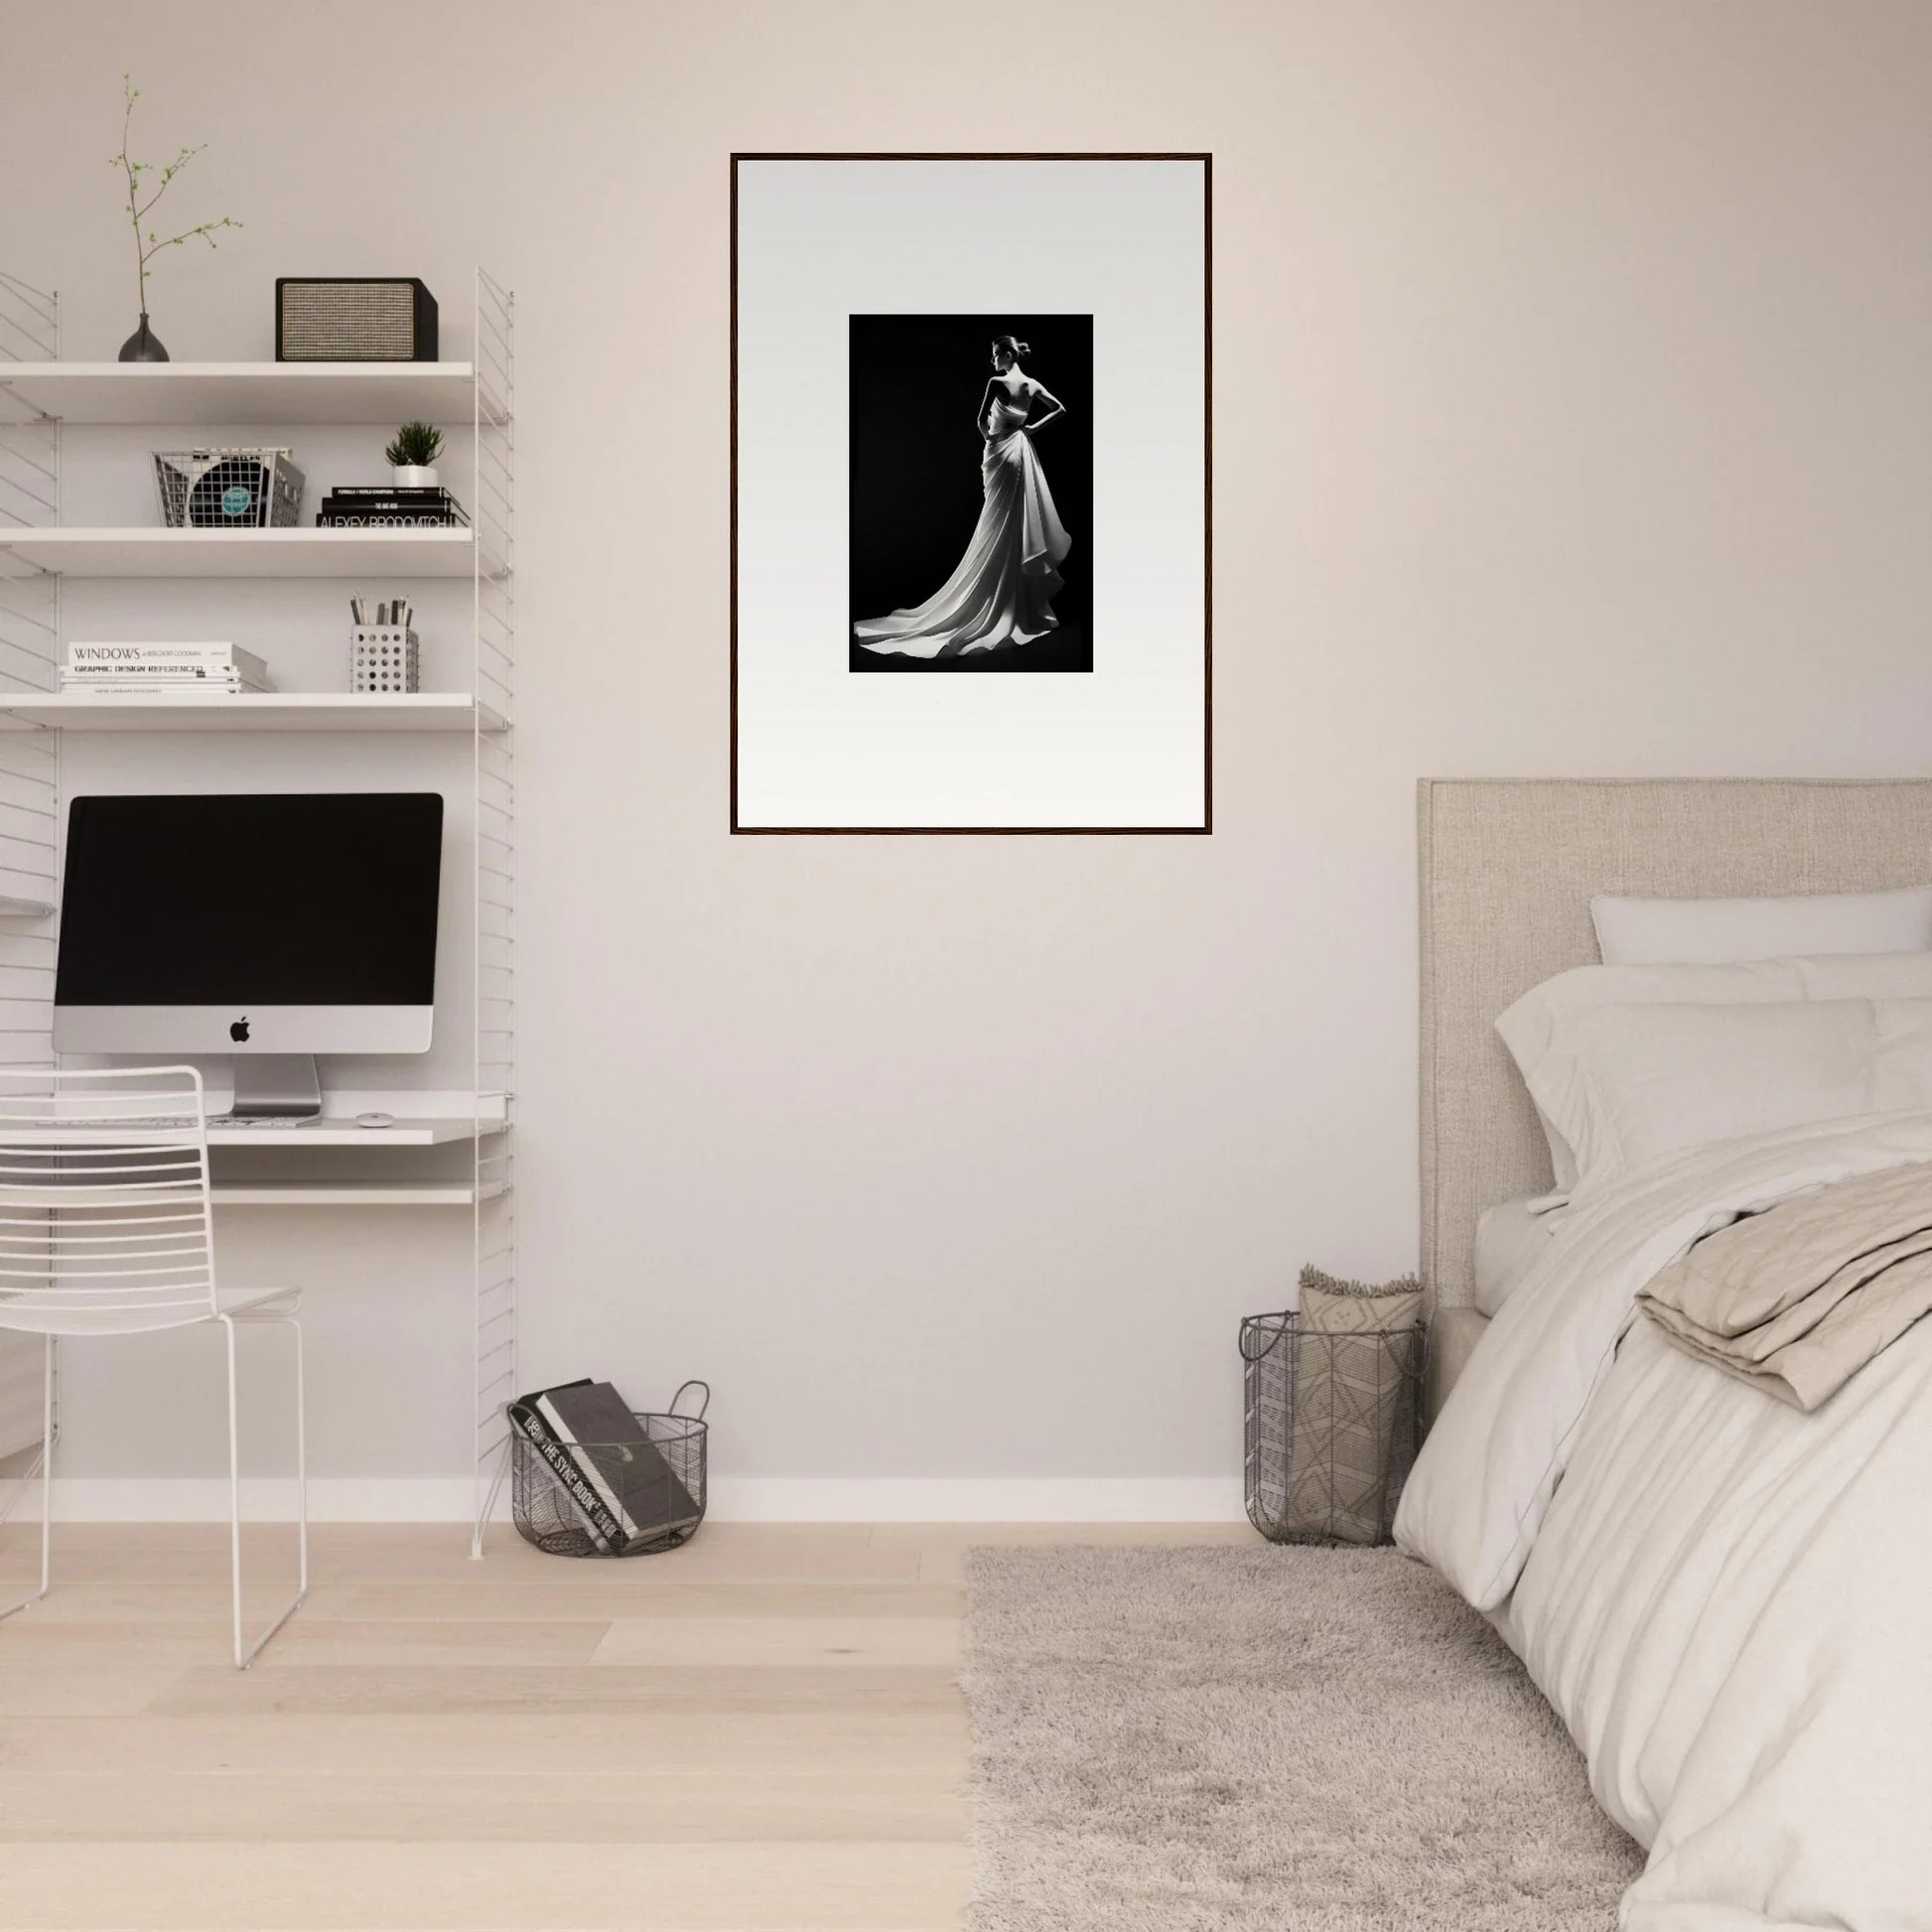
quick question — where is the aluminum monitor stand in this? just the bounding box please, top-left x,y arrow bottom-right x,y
228,1054 -> 323,1119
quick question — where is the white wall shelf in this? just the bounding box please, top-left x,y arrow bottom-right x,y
0,266 -> 517,1554
6,1117 -> 484,1149
0,526 -> 483,579
207,1117 -> 484,1149
0,360 -> 488,427
212,1179 -> 505,1207
0,692 -> 505,734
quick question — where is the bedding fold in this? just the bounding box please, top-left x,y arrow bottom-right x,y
1638,1159 -> 1932,1409
1396,1112 -> 1932,1928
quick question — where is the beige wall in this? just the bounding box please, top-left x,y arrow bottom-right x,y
5,1 -> 1930,1502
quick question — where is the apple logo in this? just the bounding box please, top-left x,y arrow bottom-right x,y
229,1018 -> 250,1043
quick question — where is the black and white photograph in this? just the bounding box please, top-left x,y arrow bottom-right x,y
733,153 -> 1209,831
849,315 -> 1092,674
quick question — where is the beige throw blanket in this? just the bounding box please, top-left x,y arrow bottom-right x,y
1638,1159 -> 1932,1410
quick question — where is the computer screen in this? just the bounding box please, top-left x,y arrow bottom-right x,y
54,792 -> 444,1055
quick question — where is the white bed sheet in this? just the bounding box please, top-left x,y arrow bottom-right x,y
1399,1112 -> 1932,1930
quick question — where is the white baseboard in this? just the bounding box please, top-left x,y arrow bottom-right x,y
40,1478 -> 488,1523
26,1475 -> 1247,1525
708,1478 -> 1247,1522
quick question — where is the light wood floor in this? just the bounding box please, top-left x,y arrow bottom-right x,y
0,1520 -> 1252,1931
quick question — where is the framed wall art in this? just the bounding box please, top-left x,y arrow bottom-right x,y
731,153 -> 1211,834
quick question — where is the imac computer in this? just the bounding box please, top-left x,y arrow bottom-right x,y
54,792 -> 444,1117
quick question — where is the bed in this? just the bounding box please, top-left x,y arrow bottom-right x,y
1399,777 -> 1932,1931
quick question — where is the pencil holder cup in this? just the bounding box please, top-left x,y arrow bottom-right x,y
350,625 -> 420,694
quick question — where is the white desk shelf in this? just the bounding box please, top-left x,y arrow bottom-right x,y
0,360 -> 490,427
212,1180 -> 507,1207
0,267 -> 517,1555
208,1117 -> 484,1149
0,526 -> 484,579
0,692 -> 505,734
5,1118 -> 484,1150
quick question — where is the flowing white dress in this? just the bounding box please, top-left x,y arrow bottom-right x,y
855,391 -> 1072,658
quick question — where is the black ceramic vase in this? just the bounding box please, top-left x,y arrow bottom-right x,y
117,314 -> 169,362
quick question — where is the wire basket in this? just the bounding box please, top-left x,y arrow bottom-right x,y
509,1381 -> 708,1558
153,448 -> 306,528
1241,1311 -> 1422,1547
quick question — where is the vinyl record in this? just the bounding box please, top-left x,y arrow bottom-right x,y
187,457 -> 267,527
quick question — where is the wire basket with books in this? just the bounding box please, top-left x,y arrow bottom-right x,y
508,1379 -> 708,1557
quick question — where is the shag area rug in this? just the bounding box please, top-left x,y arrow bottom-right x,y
962,1545 -> 1643,1930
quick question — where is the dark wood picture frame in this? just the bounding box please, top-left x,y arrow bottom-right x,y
730,152 -> 1213,836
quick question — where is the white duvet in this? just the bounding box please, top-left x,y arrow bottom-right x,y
1396,1112 -> 1932,1931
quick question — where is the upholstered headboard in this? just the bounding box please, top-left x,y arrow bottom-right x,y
1419,777 -> 1932,1311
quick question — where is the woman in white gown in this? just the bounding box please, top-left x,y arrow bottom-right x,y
855,336 -> 1072,659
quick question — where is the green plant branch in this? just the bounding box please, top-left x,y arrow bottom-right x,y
110,75 -> 240,313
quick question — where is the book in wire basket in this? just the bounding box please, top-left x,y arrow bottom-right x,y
508,1380 -> 708,1557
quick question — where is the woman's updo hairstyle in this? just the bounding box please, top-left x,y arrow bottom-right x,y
992,334 -> 1031,359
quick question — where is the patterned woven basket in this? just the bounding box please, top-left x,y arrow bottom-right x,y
1240,1311 -> 1423,1546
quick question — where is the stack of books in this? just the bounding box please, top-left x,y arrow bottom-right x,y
510,1379 -> 703,1554
316,485 -> 469,529
63,642 -> 273,694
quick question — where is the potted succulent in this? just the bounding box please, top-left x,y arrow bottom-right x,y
384,421 -> 444,488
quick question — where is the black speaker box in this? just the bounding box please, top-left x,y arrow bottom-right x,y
275,278 -> 439,361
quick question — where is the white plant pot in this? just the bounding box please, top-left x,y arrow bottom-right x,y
392,465 -> 439,488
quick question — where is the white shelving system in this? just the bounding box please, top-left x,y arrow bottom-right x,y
0,271 -> 61,1464
0,268 -> 517,1548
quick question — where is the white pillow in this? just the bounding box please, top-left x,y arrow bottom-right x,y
1496,953 -> 1932,1197
1509,996 -> 1932,1201
1473,1197 -> 1563,1316
1591,885 -> 1932,965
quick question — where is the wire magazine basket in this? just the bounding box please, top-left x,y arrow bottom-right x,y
1241,1311 -> 1422,1547
153,448 -> 306,528
509,1381 -> 709,1558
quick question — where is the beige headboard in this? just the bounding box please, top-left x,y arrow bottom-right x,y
1419,776 -> 1932,1311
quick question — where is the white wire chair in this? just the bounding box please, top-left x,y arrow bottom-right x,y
0,1065 -> 306,1668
